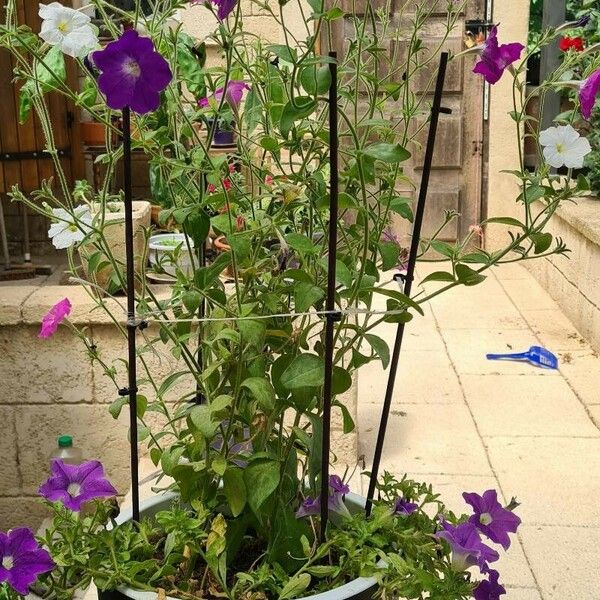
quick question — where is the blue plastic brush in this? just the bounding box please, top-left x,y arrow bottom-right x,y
486,345 -> 558,370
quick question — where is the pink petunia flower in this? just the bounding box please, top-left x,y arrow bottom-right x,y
264,174 -> 274,186
38,298 -> 71,339
198,80 -> 250,109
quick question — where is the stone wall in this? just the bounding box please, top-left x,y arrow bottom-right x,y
526,197 -> 600,355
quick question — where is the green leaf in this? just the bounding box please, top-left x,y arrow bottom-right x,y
363,143 -> 411,164
188,405 -> 218,439
280,97 -> 315,138
267,44 -> 298,64
244,459 -> 281,514
285,233 -> 316,254
241,377 -> 276,411
158,371 -> 190,397
109,396 -> 128,419
421,271 -> 455,284
361,287 -> 424,315
333,401 -> 355,433
388,196 -> 414,222
136,395 -> 148,419
379,241 -> 401,270
455,264 -> 486,286
300,65 -> 331,96
161,446 -> 185,476
212,455 -> 227,476
182,291 -> 201,314
280,573 -> 312,600
294,282 -> 325,312
332,366 -> 352,395
523,185 -> 546,204
244,87 -> 262,135
260,136 -> 279,153
280,354 -> 324,389
239,319 -> 266,350
429,240 -> 456,258
365,334 -> 390,369
484,216 -> 525,228
530,232 -> 552,254
223,468 -> 247,517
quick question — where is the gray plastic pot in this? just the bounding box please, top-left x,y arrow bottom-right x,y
97,492 -> 378,600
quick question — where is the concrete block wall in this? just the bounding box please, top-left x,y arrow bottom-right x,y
525,197 -> 600,355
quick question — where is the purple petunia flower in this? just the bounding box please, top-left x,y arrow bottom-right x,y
0,528 -> 54,595
463,489 -> 521,550
473,25 -> 524,85
474,569 -> 506,600
579,69 -> 600,120
198,80 -> 250,109
39,459 -> 118,512
211,423 -> 253,468
92,30 -> 172,115
435,521 -> 499,572
191,0 -> 238,21
296,475 -> 351,519
393,496 -> 418,516
39,298 -> 71,339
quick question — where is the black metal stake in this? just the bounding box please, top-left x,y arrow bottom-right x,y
122,106 -> 140,523
319,51 -> 340,540
365,52 -> 449,516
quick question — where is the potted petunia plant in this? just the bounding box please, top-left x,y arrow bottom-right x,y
1,1 -> 599,599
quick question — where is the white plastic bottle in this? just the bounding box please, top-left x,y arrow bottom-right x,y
51,435 -> 83,464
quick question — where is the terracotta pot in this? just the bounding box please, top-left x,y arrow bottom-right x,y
213,234 -> 236,279
80,121 -> 106,147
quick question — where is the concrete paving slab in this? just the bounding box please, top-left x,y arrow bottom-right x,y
358,403 -> 493,476
519,525 -> 600,599
485,436 -> 600,527
461,374 -> 599,438
521,308 -> 589,352
358,349 -> 464,405
556,349 -> 600,408
500,277 -> 561,311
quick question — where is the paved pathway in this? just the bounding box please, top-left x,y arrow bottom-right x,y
357,262 -> 600,600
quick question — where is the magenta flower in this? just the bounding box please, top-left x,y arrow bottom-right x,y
579,69 -> 600,120
92,30 -> 172,115
463,490 -> 521,550
393,497 -> 418,516
473,25 -> 524,85
198,80 -> 250,109
39,459 -> 118,512
192,0 -> 238,21
0,528 -> 54,595
435,521 -> 499,572
474,570 -> 506,600
38,298 -> 71,339
296,475 -> 351,519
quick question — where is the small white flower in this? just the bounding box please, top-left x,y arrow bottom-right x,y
539,124 -> 592,169
39,2 -> 98,58
48,206 -> 92,249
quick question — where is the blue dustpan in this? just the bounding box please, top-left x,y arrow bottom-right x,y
486,345 -> 558,370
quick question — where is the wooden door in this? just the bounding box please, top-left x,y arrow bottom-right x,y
0,1 -> 83,193
324,0 -> 485,243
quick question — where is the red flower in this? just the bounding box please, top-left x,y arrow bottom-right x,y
223,178 -> 232,191
236,215 -> 245,231
559,36 -> 584,52
228,164 -> 236,173
207,183 -> 216,194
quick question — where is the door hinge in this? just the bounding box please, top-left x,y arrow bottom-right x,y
472,140 -> 483,157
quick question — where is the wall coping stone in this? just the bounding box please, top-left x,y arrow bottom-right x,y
0,279 -> 172,327
554,195 -> 600,249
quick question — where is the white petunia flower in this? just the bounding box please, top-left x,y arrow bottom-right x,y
48,206 -> 92,250
539,124 -> 592,169
39,2 -> 98,58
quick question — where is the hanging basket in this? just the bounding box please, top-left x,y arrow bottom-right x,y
96,492 -> 378,600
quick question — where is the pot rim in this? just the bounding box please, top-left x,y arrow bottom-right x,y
110,492 -> 378,600
148,233 -> 195,251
